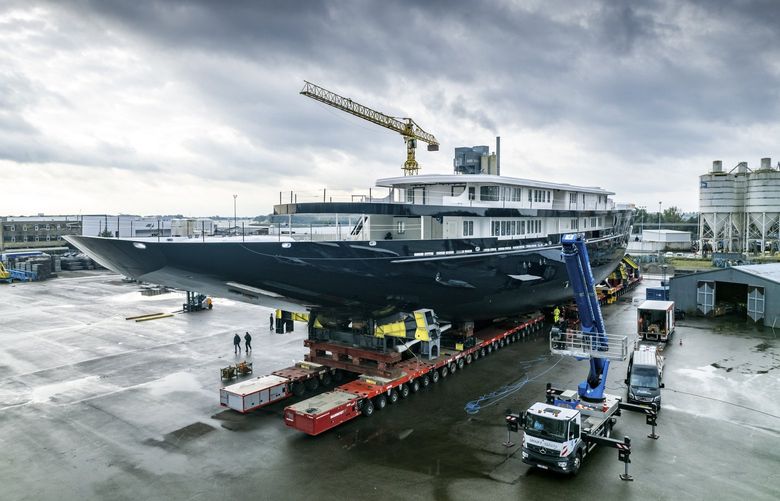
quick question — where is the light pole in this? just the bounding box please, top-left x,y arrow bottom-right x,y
658,201 -> 662,231
233,194 -> 238,236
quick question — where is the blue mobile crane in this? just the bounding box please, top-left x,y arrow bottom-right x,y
505,234 -> 659,480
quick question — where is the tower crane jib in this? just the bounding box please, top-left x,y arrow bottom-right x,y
300,80 -> 439,176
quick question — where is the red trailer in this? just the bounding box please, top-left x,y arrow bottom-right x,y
284,313 -> 546,435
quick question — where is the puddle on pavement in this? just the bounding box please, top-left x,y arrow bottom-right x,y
144,421 -> 215,450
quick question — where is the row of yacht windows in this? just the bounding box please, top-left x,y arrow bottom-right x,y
570,217 -> 603,229
490,219 -> 543,237
465,186 -> 550,203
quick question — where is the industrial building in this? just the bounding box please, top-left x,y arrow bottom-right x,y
453,140 -> 499,175
81,215 -> 218,238
0,216 -> 81,251
699,158 -> 780,253
670,263 -> 780,326
627,229 -> 692,255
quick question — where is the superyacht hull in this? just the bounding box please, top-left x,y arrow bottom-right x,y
65,233 -> 627,322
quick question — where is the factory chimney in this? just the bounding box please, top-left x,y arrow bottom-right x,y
495,136 -> 501,176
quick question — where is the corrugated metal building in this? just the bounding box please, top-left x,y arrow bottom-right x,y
669,263 -> 780,326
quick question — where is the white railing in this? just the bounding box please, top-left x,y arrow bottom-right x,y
549,329 -> 628,361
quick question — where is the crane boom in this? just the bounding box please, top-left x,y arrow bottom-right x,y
300,80 -> 439,175
554,233 -> 628,401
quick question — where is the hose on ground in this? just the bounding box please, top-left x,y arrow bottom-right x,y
464,356 -> 563,415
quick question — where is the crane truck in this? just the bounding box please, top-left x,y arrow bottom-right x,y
505,234 -> 659,480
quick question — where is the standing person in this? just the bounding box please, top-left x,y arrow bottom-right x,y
269,313 -> 274,331
244,331 -> 252,353
553,306 -> 561,326
233,333 -> 241,355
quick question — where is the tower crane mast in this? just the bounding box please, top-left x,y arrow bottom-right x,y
300,81 -> 439,176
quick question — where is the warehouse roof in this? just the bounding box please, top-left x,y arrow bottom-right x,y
732,263 -> 780,283
669,262 -> 780,285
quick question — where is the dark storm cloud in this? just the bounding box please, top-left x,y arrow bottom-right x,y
3,0 -> 780,184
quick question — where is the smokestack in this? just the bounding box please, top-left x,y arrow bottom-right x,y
496,136 -> 501,176
761,157 -> 771,170
712,160 -> 722,173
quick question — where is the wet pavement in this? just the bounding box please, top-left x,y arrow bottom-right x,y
0,272 -> 778,500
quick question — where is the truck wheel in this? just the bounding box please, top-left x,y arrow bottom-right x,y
465,354 -> 473,364
431,371 -> 439,383
572,451 -> 582,475
332,369 -> 344,382
457,358 -> 465,370
321,372 -> 332,386
604,422 -> 612,438
389,390 -> 399,404
375,394 -> 387,410
449,362 -> 457,374
362,399 -> 375,417
410,379 -> 420,393
422,375 -> 431,387
473,350 -> 479,361
486,345 -> 492,354
400,384 -> 410,398
292,381 -> 305,397
440,366 -> 449,379
305,377 -> 319,392
480,348 -> 486,357
499,339 -> 506,348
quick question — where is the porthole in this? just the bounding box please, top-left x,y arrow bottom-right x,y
133,242 -> 146,249
282,242 -> 292,248
369,241 -> 377,246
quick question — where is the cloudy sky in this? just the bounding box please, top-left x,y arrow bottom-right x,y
2,0 -> 779,217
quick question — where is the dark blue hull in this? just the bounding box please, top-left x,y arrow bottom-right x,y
66,233 -> 628,321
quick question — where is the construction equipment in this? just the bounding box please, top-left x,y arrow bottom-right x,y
506,234 -> 659,479
300,81 -> 439,175
0,262 -> 10,283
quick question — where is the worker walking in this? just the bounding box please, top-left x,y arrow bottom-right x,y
270,313 -> 274,331
233,333 -> 241,355
244,331 -> 252,353
553,306 -> 561,325
206,297 -> 213,310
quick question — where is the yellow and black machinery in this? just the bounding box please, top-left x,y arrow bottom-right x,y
304,308 -> 442,360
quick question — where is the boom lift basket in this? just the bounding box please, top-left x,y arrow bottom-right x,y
549,328 -> 628,361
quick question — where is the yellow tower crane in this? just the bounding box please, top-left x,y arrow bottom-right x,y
300,81 -> 439,176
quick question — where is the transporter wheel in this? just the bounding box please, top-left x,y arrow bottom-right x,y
499,339 -> 506,348
361,399 -> 375,417
410,379 -> 420,393
449,362 -> 457,374
431,371 -> 440,383
572,451 -> 582,476
422,375 -> 431,387
389,390 -> 399,404
604,422 -> 612,438
375,394 -> 387,410
473,350 -> 480,361
480,348 -> 486,357
440,366 -> 449,379
457,358 -> 465,370
291,381 -> 305,397
493,342 -> 499,351
465,354 -> 473,364
486,345 -> 492,354
321,372 -> 332,387
332,369 -> 344,383
305,377 -> 319,392
400,384 -> 410,399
